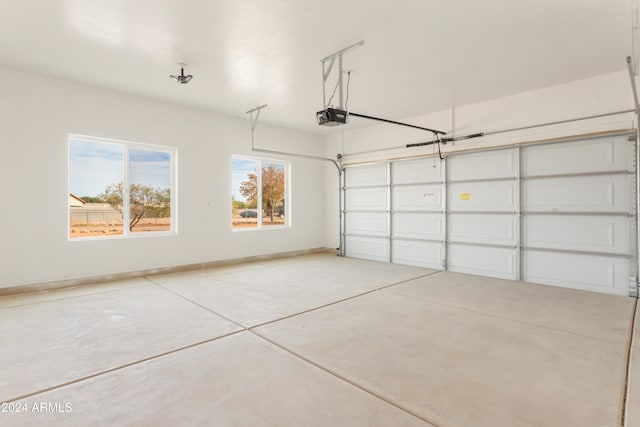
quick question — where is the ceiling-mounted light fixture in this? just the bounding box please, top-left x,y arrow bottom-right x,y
170,63 -> 193,84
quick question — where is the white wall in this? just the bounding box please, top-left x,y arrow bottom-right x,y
0,66 -> 326,288
324,70 -> 637,249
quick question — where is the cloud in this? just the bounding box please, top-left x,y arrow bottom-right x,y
70,139 -> 172,196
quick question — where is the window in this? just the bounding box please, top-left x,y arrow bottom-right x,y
68,135 -> 176,239
231,156 -> 288,230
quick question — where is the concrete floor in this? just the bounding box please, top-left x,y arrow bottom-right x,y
0,253 -> 637,427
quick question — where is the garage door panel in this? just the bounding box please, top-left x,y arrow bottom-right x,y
448,149 -> 517,181
392,158 -> 442,184
345,187 -> 387,211
524,215 -> 630,254
522,137 -> 631,176
449,214 -> 517,246
345,164 -> 387,187
524,251 -> 629,295
345,236 -> 389,262
448,181 -> 516,212
448,244 -> 517,280
392,184 -> 442,211
392,212 -> 444,240
523,174 -> 631,212
345,212 -> 388,237
343,134 -> 636,296
392,240 -> 444,269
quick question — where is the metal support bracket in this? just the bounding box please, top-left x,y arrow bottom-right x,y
322,57 -> 336,82
627,57 -> 640,117
245,105 -> 342,173
246,104 -> 268,132
634,0 -> 640,76
321,41 -> 364,110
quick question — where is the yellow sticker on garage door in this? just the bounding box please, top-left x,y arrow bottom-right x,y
460,193 -> 471,201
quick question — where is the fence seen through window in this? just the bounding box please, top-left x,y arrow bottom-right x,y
69,136 -> 175,239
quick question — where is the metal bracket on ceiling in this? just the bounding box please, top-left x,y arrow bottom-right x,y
246,104 -> 268,132
319,40 -> 446,136
244,104 -> 342,173
321,40 -> 364,110
634,0 -> 640,76
627,57 -> 640,118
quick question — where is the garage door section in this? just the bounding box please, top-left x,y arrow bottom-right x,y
344,163 -> 389,261
521,135 -> 636,295
391,158 -> 445,269
341,132 -> 637,295
447,149 -> 519,280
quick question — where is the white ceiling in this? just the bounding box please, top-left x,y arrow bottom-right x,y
0,0 -> 633,134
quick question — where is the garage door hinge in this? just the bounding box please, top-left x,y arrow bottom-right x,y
630,276 -> 639,298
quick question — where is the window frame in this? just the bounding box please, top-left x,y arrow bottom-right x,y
68,134 -> 178,241
231,155 -> 290,232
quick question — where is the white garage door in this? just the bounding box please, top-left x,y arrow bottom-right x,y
521,136 -> 636,295
447,148 -> 519,280
342,132 -> 637,295
391,158 -> 445,269
343,163 -> 389,262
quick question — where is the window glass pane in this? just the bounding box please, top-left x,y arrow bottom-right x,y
69,140 -> 124,238
261,162 -> 286,227
232,158 -> 259,229
129,148 -> 172,233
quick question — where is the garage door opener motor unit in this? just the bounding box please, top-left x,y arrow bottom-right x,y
316,41 -> 448,136
317,107 -> 347,126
